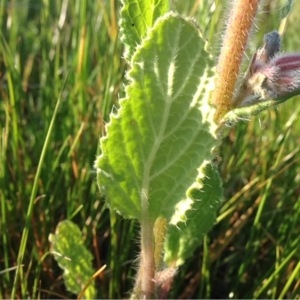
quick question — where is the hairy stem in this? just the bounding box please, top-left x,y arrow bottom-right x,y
213,0 -> 261,122
133,216 -> 155,299
153,217 -> 167,269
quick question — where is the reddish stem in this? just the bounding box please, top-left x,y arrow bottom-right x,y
213,0 -> 261,122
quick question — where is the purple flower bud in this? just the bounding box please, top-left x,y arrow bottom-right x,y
256,31 -> 281,63
251,53 -> 300,100
237,31 -> 300,107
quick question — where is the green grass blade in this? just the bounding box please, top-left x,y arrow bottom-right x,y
11,77 -> 68,299
278,260 -> 300,299
254,248 -> 298,298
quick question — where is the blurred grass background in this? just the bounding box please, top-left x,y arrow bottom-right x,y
0,0 -> 299,298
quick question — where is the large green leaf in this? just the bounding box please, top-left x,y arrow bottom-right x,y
95,12 -> 218,222
120,0 -> 169,61
49,220 -> 96,299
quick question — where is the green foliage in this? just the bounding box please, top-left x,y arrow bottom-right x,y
219,98 -> 284,127
96,12 -> 220,225
164,162 -> 222,266
49,220 -> 96,299
280,0 -> 294,19
0,0 -> 299,299
97,6 -> 223,295
120,0 -> 169,61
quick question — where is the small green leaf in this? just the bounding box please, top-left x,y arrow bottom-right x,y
95,12 -> 218,222
120,0 -> 169,61
49,220 -> 95,299
280,0 -> 293,19
164,162 -> 223,266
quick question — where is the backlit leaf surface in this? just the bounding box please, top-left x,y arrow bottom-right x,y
95,13 -> 218,223
164,162 -> 223,266
49,220 -> 95,299
120,0 -> 169,61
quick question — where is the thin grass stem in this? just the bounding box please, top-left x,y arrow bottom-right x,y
11,76 -> 68,299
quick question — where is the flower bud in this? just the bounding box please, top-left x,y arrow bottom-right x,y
249,53 -> 300,100
256,31 -> 281,63
236,31 -> 300,107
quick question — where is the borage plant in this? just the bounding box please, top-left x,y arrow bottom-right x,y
51,0 -> 299,298
95,7 -> 222,299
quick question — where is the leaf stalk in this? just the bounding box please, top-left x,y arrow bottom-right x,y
133,216 -> 155,299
